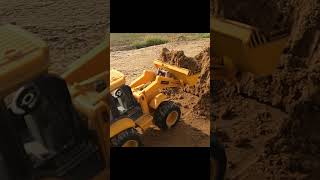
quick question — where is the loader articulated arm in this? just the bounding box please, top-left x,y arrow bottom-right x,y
131,74 -> 184,113
153,60 -> 199,86
129,60 -> 200,112
62,40 -> 109,85
130,59 -> 200,102
131,70 -> 183,99
142,75 -> 183,100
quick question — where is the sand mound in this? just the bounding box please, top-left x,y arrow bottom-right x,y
213,0 -> 320,178
159,47 -> 211,117
212,0 -> 292,34
193,47 -> 211,117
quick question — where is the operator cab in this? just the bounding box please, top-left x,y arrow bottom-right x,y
1,74 -> 105,180
110,69 -> 143,122
110,85 -> 143,121
0,25 -> 104,179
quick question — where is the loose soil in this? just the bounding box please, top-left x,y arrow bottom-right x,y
159,47 -> 211,117
0,0 -> 109,74
212,0 -> 320,179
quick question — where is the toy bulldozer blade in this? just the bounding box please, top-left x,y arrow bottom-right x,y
153,60 -> 200,86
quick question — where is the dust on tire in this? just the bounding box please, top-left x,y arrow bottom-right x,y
154,101 -> 181,129
111,128 -> 142,147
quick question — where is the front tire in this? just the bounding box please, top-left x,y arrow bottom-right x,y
111,128 -> 142,147
154,101 -> 181,129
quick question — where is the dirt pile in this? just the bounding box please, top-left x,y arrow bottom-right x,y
193,47 -> 211,117
213,0 -> 320,178
159,48 -> 201,74
159,47 -> 211,117
260,92 -> 320,179
212,0 -> 292,34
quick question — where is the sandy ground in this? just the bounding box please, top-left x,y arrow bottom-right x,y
111,39 -> 210,147
0,0 -> 109,179
111,40 -> 209,82
214,93 -> 288,179
0,0 -> 109,74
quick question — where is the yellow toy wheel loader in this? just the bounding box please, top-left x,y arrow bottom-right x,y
0,24 -> 109,180
110,60 -> 200,147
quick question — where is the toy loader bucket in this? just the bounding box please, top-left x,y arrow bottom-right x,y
153,60 -> 199,86
212,17 -> 288,75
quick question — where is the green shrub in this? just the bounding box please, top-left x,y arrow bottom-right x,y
133,38 -> 169,49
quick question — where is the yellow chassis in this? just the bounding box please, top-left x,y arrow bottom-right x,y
110,60 -> 200,138
61,38 -> 110,179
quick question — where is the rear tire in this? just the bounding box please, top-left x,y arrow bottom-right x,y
111,128 -> 142,147
154,101 -> 181,129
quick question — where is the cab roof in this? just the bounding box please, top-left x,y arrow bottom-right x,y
0,24 -> 48,95
110,69 -> 125,92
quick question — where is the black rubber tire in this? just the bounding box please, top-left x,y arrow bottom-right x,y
111,128 -> 142,147
10,83 -> 40,116
154,101 -> 181,130
211,135 -> 227,180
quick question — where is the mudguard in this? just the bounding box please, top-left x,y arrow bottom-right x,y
110,118 -> 135,138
